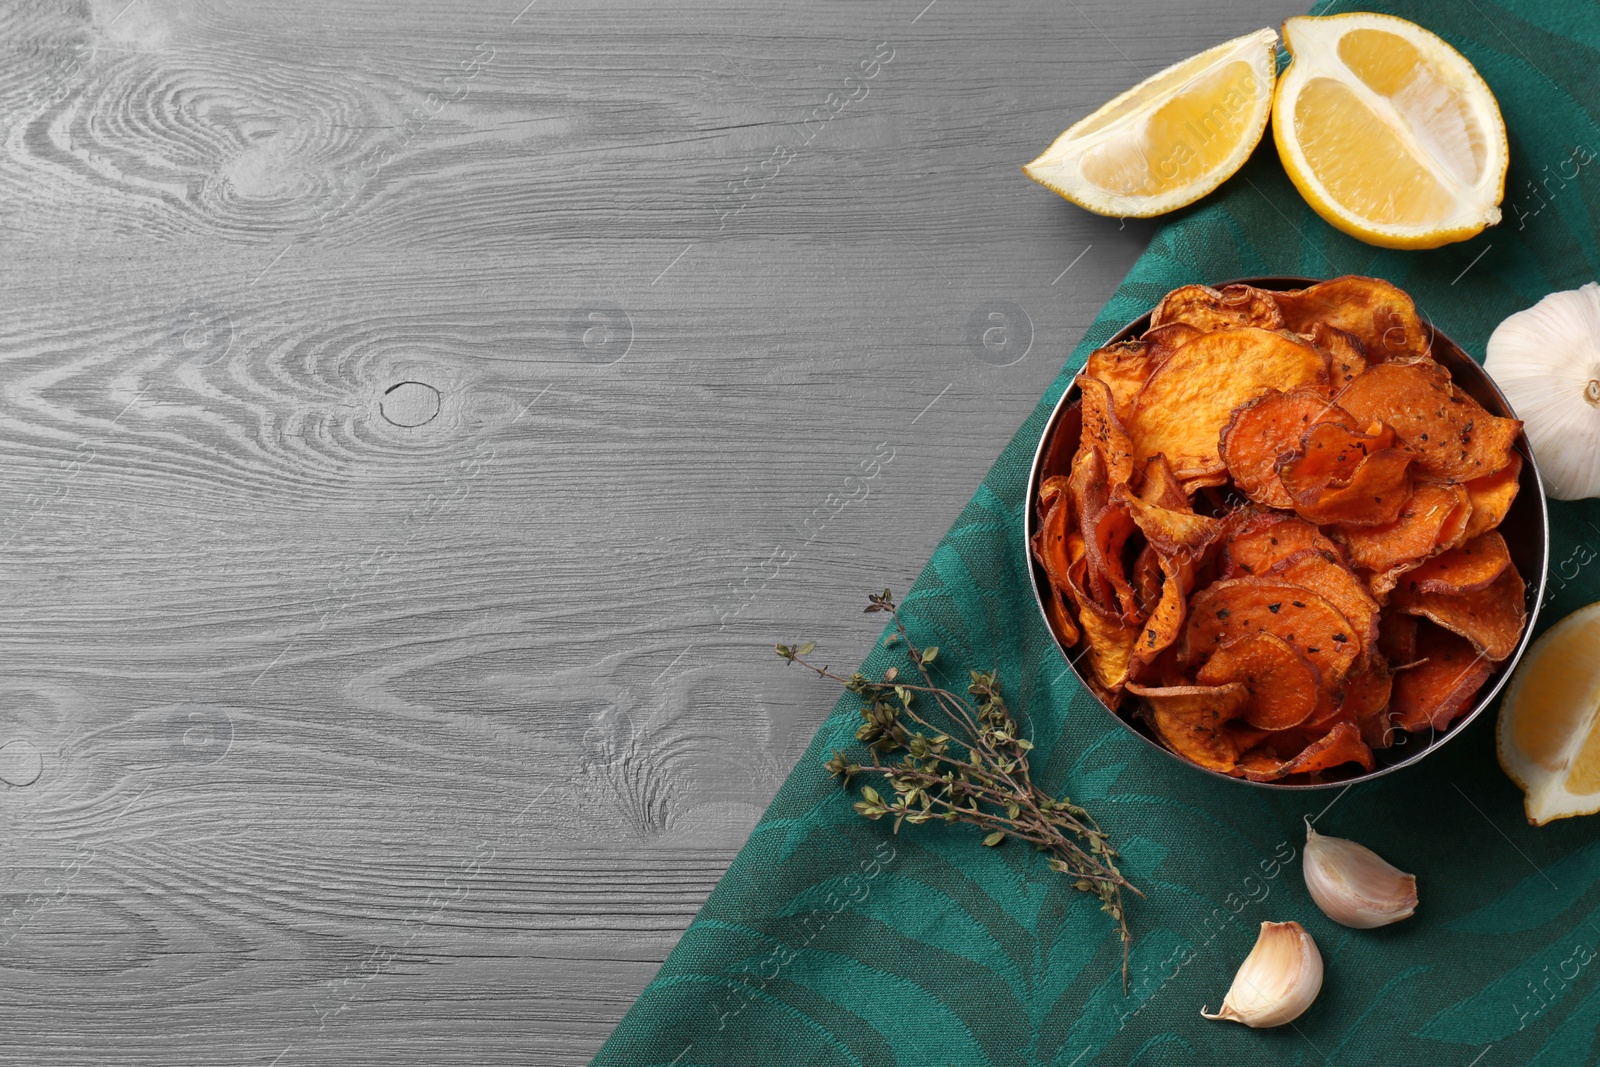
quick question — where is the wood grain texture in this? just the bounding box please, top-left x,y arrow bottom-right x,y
0,0 -> 1304,1062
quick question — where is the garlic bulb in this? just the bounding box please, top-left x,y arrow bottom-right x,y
1302,820 -> 1418,928
1484,283 -> 1600,500
1202,920 -> 1323,1028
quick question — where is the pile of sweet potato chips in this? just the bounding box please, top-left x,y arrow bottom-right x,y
1032,276 -> 1530,783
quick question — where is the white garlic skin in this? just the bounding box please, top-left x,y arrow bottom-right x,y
1302,821 -> 1418,929
1484,283 -> 1600,501
1202,920 -> 1323,1028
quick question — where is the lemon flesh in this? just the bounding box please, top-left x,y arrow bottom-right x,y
1273,13 -> 1508,249
1025,29 -> 1278,218
1498,603 -> 1600,824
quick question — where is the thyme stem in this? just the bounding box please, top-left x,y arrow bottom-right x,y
779,588 -> 1136,990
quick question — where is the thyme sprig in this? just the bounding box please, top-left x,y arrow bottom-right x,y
778,588 -> 1139,988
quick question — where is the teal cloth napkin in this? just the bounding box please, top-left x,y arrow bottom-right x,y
595,1 -> 1600,1063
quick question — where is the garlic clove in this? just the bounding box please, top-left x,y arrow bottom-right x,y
1484,282 -> 1600,501
1302,818 -> 1418,929
1202,920 -> 1323,1028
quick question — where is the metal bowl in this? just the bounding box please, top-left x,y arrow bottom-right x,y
1024,276 -> 1551,789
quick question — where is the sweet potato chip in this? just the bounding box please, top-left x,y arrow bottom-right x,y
1069,438 -> 1109,530
1132,543 -> 1163,615
1059,529 -> 1140,705
1399,530 -> 1512,596
1220,389 -> 1356,509
1306,321 -> 1369,390
1148,283 -> 1287,333
1463,451 -> 1523,540
1221,513 -> 1348,580
1138,453 -> 1191,511
1037,397 -> 1084,487
1236,721 -> 1375,781
1434,481 -> 1474,554
1122,493 -> 1222,559
1078,607 -> 1142,702
1195,631 -> 1321,730
1128,682 -> 1252,772
1040,585 -> 1080,651
1128,327 -> 1327,481
1392,566 -> 1527,662
1285,419 -> 1398,484
1181,471 -> 1231,496
1127,479 -> 1210,665
1062,445 -> 1119,611
1062,530 -> 1095,615
1182,577 -> 1361,689
1275,275 -> 1429,362
1030,478 -> 1081,646
1085,503 -> 1141,621
1391,622 -> 1494,732
1036,472 -> 1068,520
1338,481 -> 1470,580
1077,374 -> 1136,488
1145,322 -> 1206,353
1335,361 -> 1521,481
1342,662 -> 1397,749
1276,421 -> 1414,527
1265,548 -> 1381,664
1082,340 -> 1157,427
1135,566 -> 1187,664
1083,324 -> 1204,426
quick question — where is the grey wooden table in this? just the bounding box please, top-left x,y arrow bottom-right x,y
0,0 -> 1303,1062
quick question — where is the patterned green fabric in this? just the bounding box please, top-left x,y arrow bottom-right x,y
594,2 -> 1600,1063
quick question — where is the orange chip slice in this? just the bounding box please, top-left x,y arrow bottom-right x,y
1060,530 -> 1140,706
1128,681 -> 1253,772
1274,275 -> 1430,362
1181,471 -> 1232,496
1122,493 -> 1222,559
1277,420 -> 1415,527
1195,631 -> 1321,730
1236,721 -> 1375,781
1183,577 -> 1362,690
1305,320 -> 1369,390
1069,438 -> 1109,532
1221,512 -> 1349,580
1135,566 -> 1188,664
1077,375 -> 1136,489
1085,503 -> 1142,621
1265,548 -> 1381,665
1397,530 -> 1512,597
1083,340 -> 1159,428
1078,607 -> 1142,704
1338,480 -> 1470,586
1391,622 -> 1494,732
1341,662 -> 1397,749
1463,451 -> 1522,540
1128,327 -> 1327,481
1220,389 -> 1356,509
1138,453 -> 1192,511
1335,360 -> 1521,481
1082,325 -> 1205,426
1148,283 -> 1288,333
1031,478 -> 1082,646
1132,543 -> 1164,615
1392,566 -> 1527,662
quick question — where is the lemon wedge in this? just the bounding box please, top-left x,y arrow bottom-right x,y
1024,28 -> 1278,218
1497,603 -> 1600,825
1273,13 -> 1508,249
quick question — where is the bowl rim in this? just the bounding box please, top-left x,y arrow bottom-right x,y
1024,275 -> 1552,790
